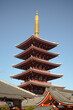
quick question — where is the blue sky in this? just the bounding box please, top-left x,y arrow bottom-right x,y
0,0 -> 73,90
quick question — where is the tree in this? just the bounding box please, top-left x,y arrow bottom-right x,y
0,104 -> 10,110
25,105 -> 36,110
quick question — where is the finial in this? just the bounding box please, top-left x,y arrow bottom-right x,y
36,10 -> 38,15
34,11 -> 40,38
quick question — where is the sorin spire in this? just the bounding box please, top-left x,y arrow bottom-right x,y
34,11 -> 40,38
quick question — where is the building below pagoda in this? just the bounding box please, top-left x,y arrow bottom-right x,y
22,87 -> 73,110
10,11 -> 65,95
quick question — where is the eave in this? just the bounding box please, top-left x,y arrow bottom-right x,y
18,80 -> 65,89
12,57 -> 61,70
14,46 -> 59,60
16,35 -> 59,50
10,68 -> 63,81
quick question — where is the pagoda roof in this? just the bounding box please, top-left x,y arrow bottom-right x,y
16,35 -> 59,50
10,68 -> 63,81
12,57 -> 61,70
18,80 -> 65,89
14,46 -> 59,60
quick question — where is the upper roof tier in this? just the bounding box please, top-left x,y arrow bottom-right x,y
14,46 -> 59,60
16,35 -> 59,50
10,68 -> 63,81
12,57 -> 61,70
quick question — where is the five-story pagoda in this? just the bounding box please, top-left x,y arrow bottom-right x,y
11,11 -> 64,95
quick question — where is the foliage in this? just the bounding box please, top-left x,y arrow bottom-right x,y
0,104 -> 10,110
25,105 -> 36,110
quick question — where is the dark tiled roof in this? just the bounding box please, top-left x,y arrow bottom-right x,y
16,35 -> 58,50
14,45 -> 59,60
34,105 -> 57,110
0,80 -> 35,99
47,87 -> 73,105
22,95 -> 45,107
12,56 -> 61,70
11,68 -> 63,81
22,87 -> 73,107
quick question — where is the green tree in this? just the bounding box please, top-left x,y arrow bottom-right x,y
25,105 -> 35,110
0,104 -> 10,110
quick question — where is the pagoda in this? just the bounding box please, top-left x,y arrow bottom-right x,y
11,11 -> 64,95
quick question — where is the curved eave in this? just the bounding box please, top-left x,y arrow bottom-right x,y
14,46 -> 59,60
16,35 -> 59,50
12,57 -> 61,70
10,68 -> 63,80
48,87 -> 73,105
18,80 -> 65,89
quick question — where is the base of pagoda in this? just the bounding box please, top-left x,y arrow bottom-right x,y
20,84 -> 45,95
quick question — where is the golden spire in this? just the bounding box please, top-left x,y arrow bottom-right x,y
34,11 -> 40,38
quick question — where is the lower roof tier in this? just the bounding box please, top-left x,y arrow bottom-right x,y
10,68 -> 63,81
18,80 -> 65,89
14,46 -> 59,60
16,35 -> 58,50
12,57 -> 61,70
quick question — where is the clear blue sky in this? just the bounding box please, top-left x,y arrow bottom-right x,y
0,0 -> 73,90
